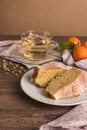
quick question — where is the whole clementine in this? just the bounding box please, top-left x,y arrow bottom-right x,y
81,41 -> 87,48
67,37 -> 81,45
72,46 -> 87,61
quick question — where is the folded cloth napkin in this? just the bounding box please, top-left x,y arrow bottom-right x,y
39,103 -> 87,130
61,50 -> 87,71
0,40 -> 61,69
0,40 -> 87,70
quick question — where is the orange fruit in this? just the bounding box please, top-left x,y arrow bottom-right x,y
67,37 -> 81,45
72,45 -> 87,61
81,41 -> 87,48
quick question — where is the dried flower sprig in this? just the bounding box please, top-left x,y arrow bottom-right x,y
2,59 -> 27,76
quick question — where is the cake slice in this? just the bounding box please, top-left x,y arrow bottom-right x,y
46,67 -> 87,99
32,61 -> 66,87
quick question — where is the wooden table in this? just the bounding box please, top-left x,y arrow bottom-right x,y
0,36 -> 86,130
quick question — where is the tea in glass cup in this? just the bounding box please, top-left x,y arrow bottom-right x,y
21,30 -> 52,60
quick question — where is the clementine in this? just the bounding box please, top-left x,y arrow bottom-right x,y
72,46 -> 87,61
81,41 -> 87,48
67,37 -> 81,45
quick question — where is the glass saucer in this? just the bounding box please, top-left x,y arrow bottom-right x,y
11,41 -> 60,65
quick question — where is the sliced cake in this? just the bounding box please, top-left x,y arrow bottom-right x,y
32,61 -> 66,87
46,67 -> 87,99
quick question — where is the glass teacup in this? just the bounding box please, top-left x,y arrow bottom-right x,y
21,30 -> 53,60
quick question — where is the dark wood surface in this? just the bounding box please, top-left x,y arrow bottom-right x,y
0,36 -> 86,130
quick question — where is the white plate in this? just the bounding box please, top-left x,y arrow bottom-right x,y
20,69 -> 87,106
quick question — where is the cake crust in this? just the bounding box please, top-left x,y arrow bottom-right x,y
31,62 -> 66,87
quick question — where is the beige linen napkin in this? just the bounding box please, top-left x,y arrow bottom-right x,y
62,50 -> 87,71
0,40 -> 87,70
39,103 -> 87,130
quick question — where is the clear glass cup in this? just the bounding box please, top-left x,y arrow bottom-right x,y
21,30 -> 53,60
